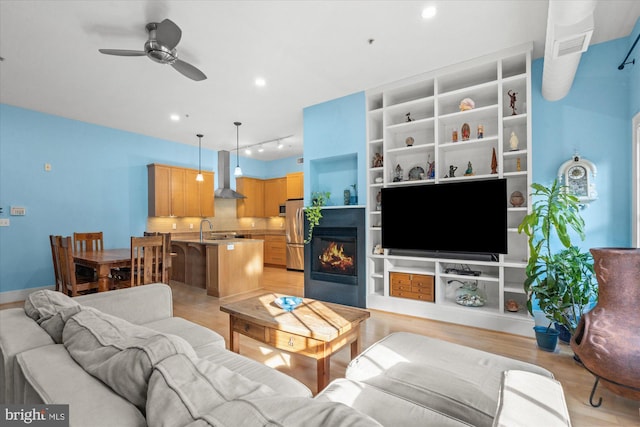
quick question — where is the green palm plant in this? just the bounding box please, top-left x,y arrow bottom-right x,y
517,179 -> 597,334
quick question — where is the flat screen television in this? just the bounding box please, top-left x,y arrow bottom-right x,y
381,179 -> 507,259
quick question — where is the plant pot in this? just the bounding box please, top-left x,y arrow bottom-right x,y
554,322 -> 571,344
533,326 -> 559,352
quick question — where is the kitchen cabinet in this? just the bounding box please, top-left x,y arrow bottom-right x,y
286,172 -> 304,200
236,177 -> 265,217
264,235 -> 286,266
148,164 -> 215,217
264,177 -> 287,217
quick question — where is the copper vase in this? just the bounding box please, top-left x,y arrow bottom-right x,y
571,247 -> 640,402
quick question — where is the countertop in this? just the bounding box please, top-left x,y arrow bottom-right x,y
172,238 -> 264,245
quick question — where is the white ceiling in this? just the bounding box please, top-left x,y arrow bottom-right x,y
1,1 -> 638,161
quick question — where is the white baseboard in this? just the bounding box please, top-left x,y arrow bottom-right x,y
0,285 -> 55,304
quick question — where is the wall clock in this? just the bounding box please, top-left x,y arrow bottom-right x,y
558,154 -> 597,205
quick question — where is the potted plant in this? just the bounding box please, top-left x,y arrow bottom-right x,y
517,179 -> 597,349
304,191 -> 330,244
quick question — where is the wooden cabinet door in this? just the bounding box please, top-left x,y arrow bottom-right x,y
264,177 -> 287,217
170,168 -> 186,217
236,177 -> 265,217
286,172 -> 304,200
148,164 -> 172,216
184,169 -> 201,216
200,171 -> 215,217
264,235 -> 286,266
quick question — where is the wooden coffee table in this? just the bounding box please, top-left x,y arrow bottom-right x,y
220,293 -> 370,393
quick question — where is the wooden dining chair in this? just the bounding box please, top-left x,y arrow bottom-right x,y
49,235 -> 65,293
73,231 -> 104,252
130,235 -> 168,286
73,231 -> 104,281
144,231 -> 173,281
53,235 -> 100,296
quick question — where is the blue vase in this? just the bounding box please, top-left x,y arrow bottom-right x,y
533,326 -> 559,352
554,322 -> 572,344
350,195 -> 357,205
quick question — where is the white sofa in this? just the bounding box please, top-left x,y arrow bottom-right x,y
0,284 -> 572,426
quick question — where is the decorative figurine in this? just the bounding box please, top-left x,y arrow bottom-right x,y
506,299 -> 519,312
459,97 -> 475,111
491,148 -> 498,174
508,90 -> 518,115
448,165 -> 458,177
516,157 -> 521,171
477,124 -> 484,139
393,164 -> 403,182
464,161 -> 474,176
373,244 -> 384,255
405,136 -> 414,146
372,152 -> 384,167
510,190 -> 525,207
426,155 -> 435,179
376,190 -> 382,210
344,189 -> 351,205
461,123 -> 470,141
452,130 -> 459,142
509,132 -> 519,150
406,112 -> 413,122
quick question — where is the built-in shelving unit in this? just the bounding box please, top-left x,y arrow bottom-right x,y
365,44 -> 533,336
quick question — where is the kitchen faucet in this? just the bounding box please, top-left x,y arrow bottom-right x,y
200,219 -> 213,242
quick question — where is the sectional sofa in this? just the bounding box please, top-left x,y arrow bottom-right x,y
0,284 -> 571,426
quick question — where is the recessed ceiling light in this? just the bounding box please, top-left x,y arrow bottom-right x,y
170,114 -> 180,121
244,148 -> 252,155
258,146 -> 264,153
255,77 -> 266,87
422,6 -> 437,19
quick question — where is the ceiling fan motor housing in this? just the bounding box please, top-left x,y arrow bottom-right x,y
144,40 -> 177,64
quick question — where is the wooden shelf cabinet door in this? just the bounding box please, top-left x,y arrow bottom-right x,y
236,177 -> 265,217
390,272 -> 435,302
264,235 -> 286,266
264,177 -> 287,217
148,164 -> 214,217
286,172 -> 304,200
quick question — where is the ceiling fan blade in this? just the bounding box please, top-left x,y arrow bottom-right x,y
156,19 -> 182,50
172,59 -> 207,81
99,49 -> 146,56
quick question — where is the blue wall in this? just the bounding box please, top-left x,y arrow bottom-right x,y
0,105 -> 300,293
303,92 -> 366,206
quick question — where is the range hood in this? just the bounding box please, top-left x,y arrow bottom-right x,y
214,150 -> 245,199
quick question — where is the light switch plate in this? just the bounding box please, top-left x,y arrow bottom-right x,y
0,218 -> 10,226
10,206 -> 26,216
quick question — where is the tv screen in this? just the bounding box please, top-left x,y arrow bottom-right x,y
381,179 -> 507,257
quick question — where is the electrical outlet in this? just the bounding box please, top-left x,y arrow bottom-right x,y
172,223 -> 177,230
189,224 -> 193,229
0,218 -> 10,226
44,163 -> 52,172
10,206 -> 26,216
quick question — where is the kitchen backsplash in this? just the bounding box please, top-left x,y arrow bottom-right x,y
146,198 -> 285,233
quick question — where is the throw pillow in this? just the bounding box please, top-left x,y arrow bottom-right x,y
63,308 -> 196,414
24,289 -> 82,343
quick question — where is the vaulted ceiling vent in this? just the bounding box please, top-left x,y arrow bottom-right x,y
553,31 -> 593,58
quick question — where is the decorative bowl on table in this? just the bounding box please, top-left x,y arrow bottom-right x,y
274,296 -> 303,312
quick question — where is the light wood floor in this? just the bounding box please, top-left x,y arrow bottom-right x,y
3,268 -> 638,426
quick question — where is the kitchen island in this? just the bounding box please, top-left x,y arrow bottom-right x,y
171,238 -> 264,298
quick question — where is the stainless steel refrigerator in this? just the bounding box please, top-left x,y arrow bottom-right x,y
285,199 -> 304,271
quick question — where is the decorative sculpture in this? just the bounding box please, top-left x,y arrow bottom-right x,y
426,155 -> 435,179
459,97 -> 475,111
509,132 -> 519,150
448,165 -> 458,178
491,148 -> 498,174
405,112 -> 413,122
372,153 -> 383,168
508,90 -> 518,115
464,161 -> 474,176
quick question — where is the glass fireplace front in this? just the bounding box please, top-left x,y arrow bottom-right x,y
310,227 -> 357,285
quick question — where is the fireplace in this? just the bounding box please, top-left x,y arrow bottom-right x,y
304,207 -> 365,308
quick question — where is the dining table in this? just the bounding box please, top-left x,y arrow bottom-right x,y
73,248 -> 131,292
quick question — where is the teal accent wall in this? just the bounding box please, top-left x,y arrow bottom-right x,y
630,18 -> 640,116
302,92 -> 366,206
0,105 -> 300,293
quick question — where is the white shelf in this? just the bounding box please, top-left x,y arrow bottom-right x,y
365,43 -> 533,336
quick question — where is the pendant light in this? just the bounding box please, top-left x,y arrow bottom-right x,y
195,134 -> 204,181
234,122 -> 243,177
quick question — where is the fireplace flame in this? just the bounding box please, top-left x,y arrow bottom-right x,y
319,242 -> 354,272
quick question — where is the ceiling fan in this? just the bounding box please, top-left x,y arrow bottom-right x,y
99,18 -> 207,81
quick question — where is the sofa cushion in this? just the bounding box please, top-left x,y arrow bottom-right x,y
316,378 -> 473,427
16,344 -> 146,427
63,308 -> 196,413
146,353 -> 381,427
346,332 -> 554,427
200,346 -> 312,398
143,317 -> 225,356
493,370 -> 571,427
23,289 -> 82,343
